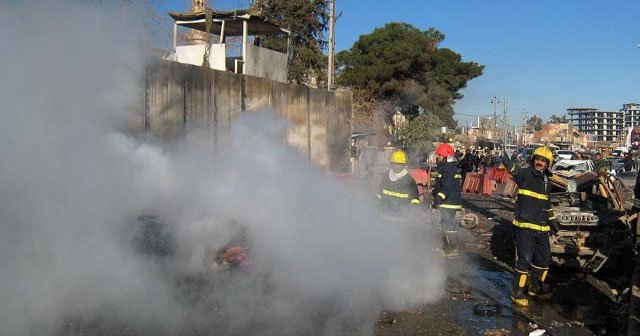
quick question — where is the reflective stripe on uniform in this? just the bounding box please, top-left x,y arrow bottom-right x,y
517,189 -> 549,200
437,192 -> 446,199
410,199 -> 420,204
548,216 -> 556,220
382,189 -> 409,198
454,174 -> 462,179
513,219 -> 550,232
439,204 -> 462,209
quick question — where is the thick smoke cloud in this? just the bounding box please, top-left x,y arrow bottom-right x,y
0,2 -> 446,335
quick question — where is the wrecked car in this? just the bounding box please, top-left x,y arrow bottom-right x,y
546,171 -> 635,273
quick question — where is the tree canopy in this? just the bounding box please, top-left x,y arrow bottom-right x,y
527,115 -> 543,131
251,0 -> 329,85
336,22 -> 484,129
548,114 -> 568,123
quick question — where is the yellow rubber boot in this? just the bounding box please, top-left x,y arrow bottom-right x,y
511,270 -> 529,307
528,265 -> 551,299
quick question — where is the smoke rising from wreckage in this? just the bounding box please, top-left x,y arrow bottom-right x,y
0,2 -> 447,336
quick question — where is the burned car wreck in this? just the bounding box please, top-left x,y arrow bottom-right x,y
545,172 -> 635,273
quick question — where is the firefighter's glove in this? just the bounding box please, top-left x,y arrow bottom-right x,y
549,219 -> 560,233
544,167 -> 553,177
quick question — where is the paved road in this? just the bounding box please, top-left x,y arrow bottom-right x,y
617,170 -> 638,186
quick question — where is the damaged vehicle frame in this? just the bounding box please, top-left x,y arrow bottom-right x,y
545,171 -> 635,273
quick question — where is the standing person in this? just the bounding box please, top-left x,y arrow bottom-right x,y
511,150 -> 519,164
592,152 -> 607,173
459,149 -> 474,190
377,149 -> 420,220
350,139 -> 361,175
432,143 -> 463,257
502,146 -> 556,307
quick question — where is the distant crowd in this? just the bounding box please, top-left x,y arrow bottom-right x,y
451,147 -> 640,174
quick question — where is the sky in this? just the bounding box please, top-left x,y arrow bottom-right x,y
161,0 -> 640,127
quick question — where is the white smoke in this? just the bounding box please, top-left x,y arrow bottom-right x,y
0,2 -> 446,336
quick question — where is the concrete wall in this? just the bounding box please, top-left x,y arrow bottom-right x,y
143,61 -> 352,171
245,44 -> 288,83
174,43 -> 226,71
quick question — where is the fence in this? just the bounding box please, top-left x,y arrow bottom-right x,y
142,61 -> 352,171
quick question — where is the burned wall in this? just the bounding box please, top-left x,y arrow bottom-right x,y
143,61 -> 352,171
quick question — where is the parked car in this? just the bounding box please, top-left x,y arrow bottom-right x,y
611,146 -> 629,158
551,159 -> 617,177
555,150 -> 576,160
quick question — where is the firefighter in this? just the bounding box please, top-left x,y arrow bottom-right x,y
502,146 -> 555,307
432,143 -> 463,256
377,149 -> 420,220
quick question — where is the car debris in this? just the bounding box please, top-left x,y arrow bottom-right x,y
532,171 -> 636,273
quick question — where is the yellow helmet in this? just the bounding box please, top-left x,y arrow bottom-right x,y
532,146 -> 553,165
389,149 -> 408,164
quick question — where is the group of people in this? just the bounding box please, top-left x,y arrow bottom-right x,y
377,144 -> 556,307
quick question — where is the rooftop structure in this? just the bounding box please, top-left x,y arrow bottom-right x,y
167,8 -> 290,83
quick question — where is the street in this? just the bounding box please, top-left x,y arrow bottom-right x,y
372,172 -> 639,336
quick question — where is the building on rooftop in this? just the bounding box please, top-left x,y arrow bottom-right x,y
167,7 -> 290,83
567,107 -> 623,145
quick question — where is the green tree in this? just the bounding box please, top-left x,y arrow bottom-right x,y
548,114 -> 568,123
336,22 -> 484,129
527,115 -> 543,131
398,113 -> 442,153
250,0 -> 329,85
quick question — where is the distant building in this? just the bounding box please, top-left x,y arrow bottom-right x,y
567,107 -> 623,145
621,103 -> 640,128
531,123 -> 586,150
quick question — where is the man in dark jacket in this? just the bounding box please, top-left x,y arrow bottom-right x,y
459,149 -> 474,189
377,149 -> 420,220
503,146 -> 556,307
432,143 -> 463,257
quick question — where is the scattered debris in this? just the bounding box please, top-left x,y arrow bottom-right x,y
528,329 -> 546,336
379,313 -> 397,324
483,328 -> 510,336
461,213 -> 480,229
472,302 -> 502,316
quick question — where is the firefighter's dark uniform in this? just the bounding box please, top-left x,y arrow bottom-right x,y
377,170 -> 420,220
432,158 -> 463,253
504,152 -> 554,306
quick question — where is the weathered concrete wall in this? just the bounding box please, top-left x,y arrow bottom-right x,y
245,44 -> 288,83
143,61 -> 352,171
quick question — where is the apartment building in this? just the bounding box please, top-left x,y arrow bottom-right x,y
567,107 -> 623,144
621,103 -> 640,128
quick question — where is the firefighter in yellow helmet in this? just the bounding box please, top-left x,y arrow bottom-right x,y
376,149 -> 420,219
502,146 -> 555,307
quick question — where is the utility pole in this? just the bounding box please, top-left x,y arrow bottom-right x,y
503,99 -> 508,150
491,96 -> 499,150
522,109 -> 528,146
327,0 -> 335,90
